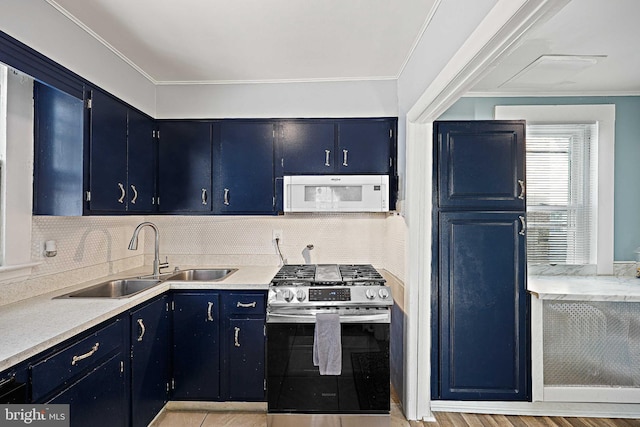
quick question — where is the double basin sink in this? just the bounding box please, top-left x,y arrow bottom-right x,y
57,268 -> 237,299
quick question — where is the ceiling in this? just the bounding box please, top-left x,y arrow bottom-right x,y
45,0 -> 640,95
470,0 -> 640,95
47,0 -> 436,84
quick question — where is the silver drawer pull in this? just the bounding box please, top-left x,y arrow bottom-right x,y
207,302 -> 214,321
518,179 -> 525,200
224,188 -> 230,206
130,185 -> 138,204
324,150 -> 331,167
117,183 -> 125,203
343,149 -> 348,166
137,319 -> 146,342
71,342 -> 99,366
201,188 -> 208,205
519,215 -> 526,236
237,301 -> 257,308
234,327 -> 241,347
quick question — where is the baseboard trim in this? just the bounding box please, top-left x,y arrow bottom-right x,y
430,400 -> 640,419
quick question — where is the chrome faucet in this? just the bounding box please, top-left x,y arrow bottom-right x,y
128,222 -> 169,278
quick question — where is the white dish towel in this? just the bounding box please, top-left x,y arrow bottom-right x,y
313,313 -> 342,375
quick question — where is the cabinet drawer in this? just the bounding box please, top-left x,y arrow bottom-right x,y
31,319 -> 122,402
224,293 -> 265,315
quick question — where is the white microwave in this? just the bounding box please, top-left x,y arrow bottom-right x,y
283,175 -> 389,212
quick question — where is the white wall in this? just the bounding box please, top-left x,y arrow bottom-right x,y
155,79 -> 398,119
1,0 -> 156,115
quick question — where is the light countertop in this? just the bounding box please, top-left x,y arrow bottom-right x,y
0,265 -> 279,372
528,275 -> 640,302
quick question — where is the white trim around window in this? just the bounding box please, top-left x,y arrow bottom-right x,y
494,104 -> 615,275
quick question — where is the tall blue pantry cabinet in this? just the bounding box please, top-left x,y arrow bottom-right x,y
432,121 -> 530,401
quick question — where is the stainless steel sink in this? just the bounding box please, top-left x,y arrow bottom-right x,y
56,278 -> 162,299
164,268 -> 237,282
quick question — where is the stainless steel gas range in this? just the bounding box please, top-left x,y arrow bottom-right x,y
266,264 -> 392,427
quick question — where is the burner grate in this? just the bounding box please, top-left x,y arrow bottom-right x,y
339,264 -> 384,281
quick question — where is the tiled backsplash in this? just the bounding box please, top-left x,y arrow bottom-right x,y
0,213 -> 407,306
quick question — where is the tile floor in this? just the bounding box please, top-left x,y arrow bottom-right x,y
150,400 -> 415,427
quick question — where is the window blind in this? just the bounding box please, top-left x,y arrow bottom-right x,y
526,123 -> 597,265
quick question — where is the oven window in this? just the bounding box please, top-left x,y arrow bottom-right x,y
303,186 -> 363,203
267,323 -> 389,413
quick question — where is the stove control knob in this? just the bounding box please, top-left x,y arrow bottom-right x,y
281,289 -> 294,302
365,288 -> 377,300
296,289 -> 306,302
378,288 -> 390,300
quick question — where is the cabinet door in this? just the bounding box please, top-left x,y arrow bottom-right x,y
157,121 -> 212,212
172,293 -> 220,400
89,89 -> 128,212
216,121 -> 275,213
225,318 -> 265,401
33,82 -> 84,216
436,121 -> 525,210
127,109 -> 156,213
279,121 -> 335,174
337,119 -> 392,174
438,211 -> 529,401
48,354 -> 127,427
130,295 -> 170,427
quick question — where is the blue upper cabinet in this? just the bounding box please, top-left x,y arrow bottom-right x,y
214,121 -> 276,214
337,119 -> 393,174
279,121 -> 335,174
436,121 -> 526,210
87,88 -> 157,214
33,82 -> 85,216
157,121 -> 213,213
277,118 -> 396,175
127,109 -> 157,213
88,89 -> 129,212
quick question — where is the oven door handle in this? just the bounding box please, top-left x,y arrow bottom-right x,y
267,312 -> 390,324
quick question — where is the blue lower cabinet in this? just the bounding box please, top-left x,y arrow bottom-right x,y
47,354 -> 127,427
172,292 -> 221,400
222,292 -> 267,401
171,291 -> 267,402
437,211 -> 529,401
130,295 -> 170,427
31,317 -> 128,427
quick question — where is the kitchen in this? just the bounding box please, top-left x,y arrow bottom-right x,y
2,0 -> 640,426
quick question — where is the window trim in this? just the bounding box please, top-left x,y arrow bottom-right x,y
495,104 -> 615,275
0,64 -> 40,283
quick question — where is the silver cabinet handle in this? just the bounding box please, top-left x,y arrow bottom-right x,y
234,326 -> 241,347
237,301 -> 257,308
117,183 -> 125,203
324,149 -> 331,167
519,215 -> 526,236
207,302 -> 214,321
201,188 -> 208,205
137,319 -> 146,342
71,342 -> 99,366
130,185 -> 138,204
518,180 -> 525,200
343,149 -> 349,166
224,188 -> 230,206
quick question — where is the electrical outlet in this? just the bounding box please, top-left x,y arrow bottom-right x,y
272,229 -> 283,242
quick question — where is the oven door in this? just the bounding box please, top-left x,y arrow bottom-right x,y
266,310 -> 390,414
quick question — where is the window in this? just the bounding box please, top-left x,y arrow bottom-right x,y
526,123 -> 597,265
495,105 -> 615,275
